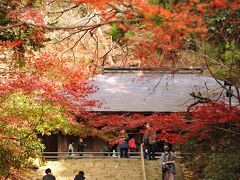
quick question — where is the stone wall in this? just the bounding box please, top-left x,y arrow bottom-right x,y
25,158 -> 184,180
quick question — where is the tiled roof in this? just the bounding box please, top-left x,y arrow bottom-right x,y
86,72 -> 235,112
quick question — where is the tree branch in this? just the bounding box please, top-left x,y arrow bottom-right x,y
214,127 -> 240,135
0,19 -> 136,31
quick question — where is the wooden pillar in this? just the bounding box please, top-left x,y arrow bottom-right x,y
58,134 -> 68,153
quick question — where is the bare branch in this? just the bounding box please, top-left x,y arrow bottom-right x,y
0,19 -> 136,31
0,22 -> 25,30
186,50 -> 240,102
214,127 -> 240,135
47,5 -> 79,15
61,30 -> 89,55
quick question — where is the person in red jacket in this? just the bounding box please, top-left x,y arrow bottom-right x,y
129,137 -> 137,156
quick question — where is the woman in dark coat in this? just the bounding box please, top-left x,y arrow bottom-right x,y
160,145 -> 176,180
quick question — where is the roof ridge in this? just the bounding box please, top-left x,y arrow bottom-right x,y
101,66 -> 205,74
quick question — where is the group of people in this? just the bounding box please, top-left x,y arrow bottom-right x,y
118,123 -> 176,180
42,168 -> 85,180
68,138 -> 86,157
117,123 -> 159,160
118,129 -> 137,158
143,123 -> 176,179
65,124 -> 176,180
44,144 -> 175,180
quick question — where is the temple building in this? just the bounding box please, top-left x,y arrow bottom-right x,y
43,67 -> 237,154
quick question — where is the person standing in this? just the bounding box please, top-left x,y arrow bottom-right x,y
119,130 -> 129,158
68,141 -> 74,156
111,143 -> 118,157
77,138 -> 86,157
129,137 -> 137,156
42,168 -> 56,180
143,123 -> 157,160
160,145 -> 176,180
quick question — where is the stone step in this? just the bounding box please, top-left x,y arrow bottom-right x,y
26,158 -> 184,180
144,159 -> 184,180
27,159 -> 143,180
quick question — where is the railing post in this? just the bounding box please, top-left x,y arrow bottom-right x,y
140,144 -> 147,180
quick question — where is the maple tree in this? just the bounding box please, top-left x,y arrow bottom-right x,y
0,1 -> 98,176
88,102 -> 240,143
176,5 -> 240,177
0,0 -> 240,178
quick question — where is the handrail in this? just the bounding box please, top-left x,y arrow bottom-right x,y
41,151 -> 142,159
42,152 -> 138,154
41,151 -> 187,159
41,151 -> 187,155
140,144 -> 147,180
